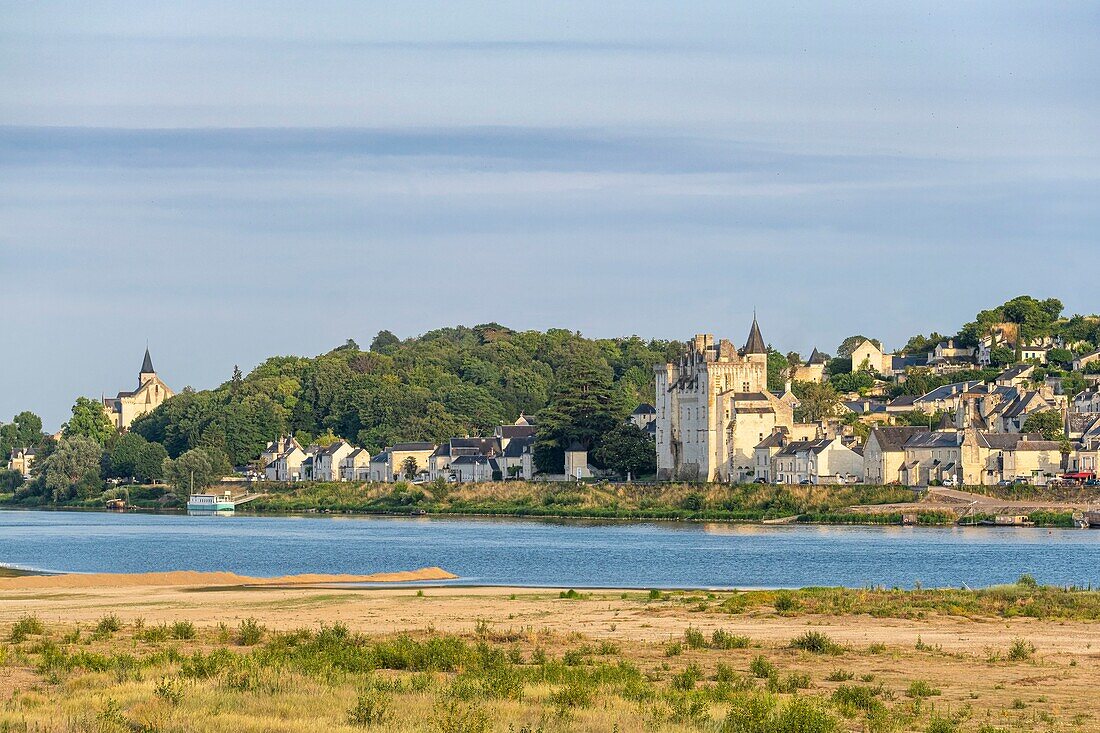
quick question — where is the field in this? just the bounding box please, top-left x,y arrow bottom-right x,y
1,576 -> 1097,732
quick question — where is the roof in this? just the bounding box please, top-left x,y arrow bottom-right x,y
450,437 -> 499,454
978,432 -> 1055,450
997,364 -> 1034,381
776,438 -> 832,456
755,432 -> 788,449
498,425 -> 537,439
370,451 -> 391,463
869,426 -> 930,452
916,380 -> 983,404
391,442 -> 436,451
808,348 -> 828,365
743,316 -> 767,355
502,436 -> 534,457
319,440 -> 351,456
566,440 -> 587,452
632,403 -> 656,415
902,431 -> 962,450
888,395 -> 919,408
140,348 -> 155,374
451,454 -> 492,465
843,400 -> 886,414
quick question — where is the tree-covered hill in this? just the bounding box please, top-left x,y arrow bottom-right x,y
131,324 -> 682,468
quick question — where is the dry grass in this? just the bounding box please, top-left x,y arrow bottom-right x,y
0,611 -> 1095,733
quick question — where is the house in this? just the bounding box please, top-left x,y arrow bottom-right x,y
850,339 -> 889,373
978,433 -> 1064,486
312,440 -> 355,482
862,426 -> 930,484
340,447 -> 372,481
1073,385 -> 1100,414
1072,348 -> 1100,372
792,349 -> 828,383
564,441 -> 592,479
655,318 -> 795,481
263,437 -> 309,481
102,349 -> 174,430
497,435 -> 535,480
955,383 -> 1064,433
7,447 -> 35,479
899,431 -> 964,487
368,442 -> 437,482
629,404 -> 657,431
1020,345 -> 1051,364
428,437 -> 500,480
770,437 -> 864,485
450,454 -> 500,483
927,340 -> 976,366
995,364 -> 1035,387
897,428 -> 1062,487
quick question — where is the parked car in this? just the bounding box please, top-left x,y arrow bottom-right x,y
941,477 -> 958,487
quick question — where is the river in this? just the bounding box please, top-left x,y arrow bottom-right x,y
2,510 -> 1098,589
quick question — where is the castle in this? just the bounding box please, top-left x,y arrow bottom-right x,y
654,317 -> 796,482
103,349 -> 174,430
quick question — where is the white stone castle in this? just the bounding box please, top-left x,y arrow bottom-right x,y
654,317 -> 796,482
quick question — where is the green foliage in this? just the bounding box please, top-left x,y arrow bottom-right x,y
767,349 -> 792,392
62,397 -> 115,445
1007,638 -> 1035,661
711,630 -> 750,649
790,631 -> 841,654
829,370 -> 874,393
106,432 -> 168,483
906,680 -> 941,698
162,447 -> 231,491
1021,410 -> 1064,441
0,410 -> 45,462
0,469 -> 24,492
749,655 -> 777,678
590,422 -> 656,478
347,688 -> 391,726
792,381 -> 841,422
10,614 -> 45,642
837,336 -> 880,358
534,340 -> 617,473
902,333 -> 944,356
37,436 -> 104,502
236,618 -> 265,646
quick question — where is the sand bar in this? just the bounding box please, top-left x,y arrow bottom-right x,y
0,566 -> 456,590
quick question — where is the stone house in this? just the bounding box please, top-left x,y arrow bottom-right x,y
862,426 -> 930,484
369,442 -> 437,482
564,441 -> 592,479
770,437 -> 864,485
450,454 -> 499,483
263,437 -> 309,481
629,404 -> 657,431
792,349 -> 828,383
1073,386 -> 1100,414
340,447 -> 372,481
497,436 -> 534,480
1072,348 -> 1100,372
311,440 -> 356,482
102,350 -> 174,431
7,447 -> 35,479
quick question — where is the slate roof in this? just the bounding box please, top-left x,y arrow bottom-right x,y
498,425 -> 537,439
632,403 -> 656,415
868,426 -> 930,452
743,316 -> 767,355
141,348 -> 155,374
392,442 -> 436,451
566,440 -> 587,452
755,431 -> 788,449
775,438 -> 831,457
450,437 -> 500,455
370,451 -> 391,463
902,431 -> 962,449
807,348 -> 828,365
502,436 -> 534,458
997,364 -> 1034,382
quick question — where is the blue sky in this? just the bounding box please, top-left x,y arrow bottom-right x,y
1,2 -> 1098,429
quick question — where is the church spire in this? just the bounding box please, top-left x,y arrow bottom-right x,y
743,315 -> 767,355
140,348 -> 155,375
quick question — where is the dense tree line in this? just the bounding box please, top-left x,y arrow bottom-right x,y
129,324 -> 680,473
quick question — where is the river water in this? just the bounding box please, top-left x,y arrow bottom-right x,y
2,510 -> 1098,589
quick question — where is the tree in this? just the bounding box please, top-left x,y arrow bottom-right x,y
830,371 -> 874,394
162,448 -> 230,492
533,341 -> 617,473
988,346 -> 1016,367
370,330 -> 400,354
1046,348 -> 1074,366
792,382 -> 841,422
836,336 -> 880,359
901,333 -> 943,356
135,442 -> 168,483
39,436 -> 104,502
401,455 -> 419,480
1021,410 -> 1065,441
63,397 -> 115,445
0,469 -> 24,492
106,432 -> 148,479
766,350 -> 791,392
591,423 -> 657,479
1060,372 -> 1087,398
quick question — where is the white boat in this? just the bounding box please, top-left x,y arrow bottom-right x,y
187,491 -> 235,512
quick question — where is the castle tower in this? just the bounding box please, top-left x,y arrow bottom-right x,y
742,315 -> 768,366
139,348 -> 156,386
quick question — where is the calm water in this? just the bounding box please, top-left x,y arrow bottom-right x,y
2,510 -> 1099,589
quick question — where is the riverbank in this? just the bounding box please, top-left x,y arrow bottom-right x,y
1,580 -> 1097,731
5,480 -> 1093,527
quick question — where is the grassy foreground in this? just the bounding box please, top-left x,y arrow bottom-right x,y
1,581 -> 1098,732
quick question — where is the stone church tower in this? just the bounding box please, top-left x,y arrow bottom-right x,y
103,349 -> 175,431
654,317 -> 793,482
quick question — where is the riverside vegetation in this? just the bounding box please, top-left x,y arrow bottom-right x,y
2,579 -> 1097,732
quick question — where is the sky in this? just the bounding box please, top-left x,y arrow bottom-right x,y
1,2 -> 1098,430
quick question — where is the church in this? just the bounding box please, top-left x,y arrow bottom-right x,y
654,317 -> 796,482
103,349 -> 174,430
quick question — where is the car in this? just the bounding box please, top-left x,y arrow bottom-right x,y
754,477 -> 768,483
941,478 -> 958,487
799,479 -> 813,485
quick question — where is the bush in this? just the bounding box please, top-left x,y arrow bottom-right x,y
10,615 -> 44,643
138,624 -> 170,643
236,618 -> 265,646
711,630 -> 750,649
548,681 -> 594,709
671,663 -> 704,691
831,684 -> 883,713
432,698 -> 491,733
826,669 -> 854,681
906,680 -> 941,699
154,677 -> 185,706
1016,573 -> 1038,588
95,615 -> 123,635
749,655 -> 776,678
774,592 -> 801,613
171,621 -> 196,640
665,641 -> 683,657
684,627 -> 707,649
1008,638 -> 1035,661
790,631 -> 841,654
926,716 -> 959,733
348,689 -> 390,727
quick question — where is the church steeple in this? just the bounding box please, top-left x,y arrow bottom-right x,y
140,348 -> 155,375
743,315 -> 767,355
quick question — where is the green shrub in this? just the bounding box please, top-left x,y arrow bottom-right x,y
684,627 -> 707,649
906,680 -> 941,699
154,676 -> 185,706
347,689 -> 390,727
171,621 -> 196,640
95,615 -> 123,636
9,615 -> 44,643
831,684 -> 883,713
825,668 -> 854,681
671,663 -> 703,691
432,698 -> 491,733
711,630 -> 750,649
665,641 -> 683,657
138,624 -> 170,643
926,715 -> 959,733
749,655 -> 776,678
236,618 -> 265,646
1016,573 -> 1038,588
548,681 -> 594,709
790,631 -> 841,654
1007,638 -> 1035,661
774,592 -> 800,613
